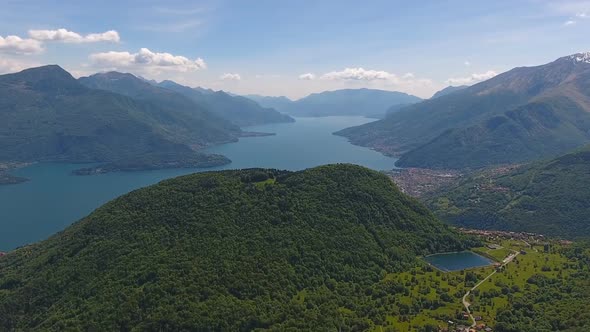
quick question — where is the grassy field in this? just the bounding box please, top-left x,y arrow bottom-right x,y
369,239 -> 576,331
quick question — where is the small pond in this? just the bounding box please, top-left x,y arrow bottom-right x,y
424,251 -> 495,272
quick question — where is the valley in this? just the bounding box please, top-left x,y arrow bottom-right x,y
0,116 -> 397,251
0,11 -> 589,329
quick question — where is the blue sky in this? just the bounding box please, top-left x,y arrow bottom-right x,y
0,0 -> 589,98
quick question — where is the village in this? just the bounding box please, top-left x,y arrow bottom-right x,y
384,168 -> 462,197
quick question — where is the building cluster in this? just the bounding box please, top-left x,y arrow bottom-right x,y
385,168 -> 461,197
457,227 -> 545,243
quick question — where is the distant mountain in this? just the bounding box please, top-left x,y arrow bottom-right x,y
157,80 -> 294,127
431,85 -> 468,99
0,164 -> 469,330
248,89 -> 422,117
337,53 -> 590,169
79,72 -> 239,135
0,66 -> 237,164
244,94 -> 294,111
426,145 -> 590,238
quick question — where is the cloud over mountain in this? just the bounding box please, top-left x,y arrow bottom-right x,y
220,73 -> 241,80
90,48 -> 206,72
0,35 -> 43,54
298,73 -> 315,80
446,70 -> 497,85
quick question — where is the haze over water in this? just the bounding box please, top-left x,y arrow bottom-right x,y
0,116 -> 397,251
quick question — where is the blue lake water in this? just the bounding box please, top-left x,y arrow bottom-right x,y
0,116 -> 397,251
423,251 -> 495,272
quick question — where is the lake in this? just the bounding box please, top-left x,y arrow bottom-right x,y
0,116 -> 397,251
423,251 -> 495,272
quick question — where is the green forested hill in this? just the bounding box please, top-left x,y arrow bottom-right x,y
0,164 -> 470,331
426,146 -> 590,238
0,66 -> 238,163
336,53 -> 590,169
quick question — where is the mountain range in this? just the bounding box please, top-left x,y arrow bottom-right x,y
0,164 -> 469,330
0,66 -> 298,171
247,88 -> 422,117
336,52 -> 590,169
0,65 -> 237,164
156,80 -> 294,127
426,145 -> 590,238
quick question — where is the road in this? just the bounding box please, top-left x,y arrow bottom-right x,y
461,251 -> 520,329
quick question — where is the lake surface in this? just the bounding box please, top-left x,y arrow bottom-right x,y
0,116 -> 397,251
424,251 -> 495,272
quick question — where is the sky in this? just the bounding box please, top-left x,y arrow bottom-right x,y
0,0 -> 589,99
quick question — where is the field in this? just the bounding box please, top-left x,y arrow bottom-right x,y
370,239 -> 576,331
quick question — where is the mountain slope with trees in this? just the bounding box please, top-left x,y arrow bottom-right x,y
336,53 -> 590,169
0,164 -> 471,330
0,66 -> 240,164
158,80 -> 294,127
426,146 -> 590,238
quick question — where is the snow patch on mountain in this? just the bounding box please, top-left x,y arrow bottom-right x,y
569,52 -> 590,64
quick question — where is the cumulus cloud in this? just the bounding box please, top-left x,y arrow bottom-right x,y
220,73 -> 241,80
29,28 -> 120,43
320,67 -> 396,81
0,35 -> 43,54
298,73 -> 316,80
0,58 -> 40,74
446,70 -> 497,85
464,61 -> 471,66
90,48 -> 206,72
564,20 -> 577,26
318,67 -> 432,86
576,12 -> 588,18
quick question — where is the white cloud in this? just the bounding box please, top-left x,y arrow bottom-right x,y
90,48 -> 206,72
446,70 -> 497,85
321,67 -> 396,81
564,20 -> 577,26
464,61 -> 471,66
402,72 -> 415,79
0,35 -> 43,54
576,12 -> 588,18
0,58 -> 40,74
29,28 -> 120,43
298,73 -> 316,80
220,73 -> 241,80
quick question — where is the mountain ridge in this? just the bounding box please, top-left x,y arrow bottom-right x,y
336,53 -> 590,169
246,88 -> 422,117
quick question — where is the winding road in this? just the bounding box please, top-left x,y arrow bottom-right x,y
461,251 -> 520,329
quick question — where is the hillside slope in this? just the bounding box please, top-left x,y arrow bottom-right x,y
426,146 -> 590,238
0,164 -> 469,330
158,80 -> 294,127
78,72 -> 240,138
0,66 -> 236,163
337,53 -> 590,169
430,85 -> 468,99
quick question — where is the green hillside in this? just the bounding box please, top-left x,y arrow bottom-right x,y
336,53 -> 590,169
397,97 -> 590,169
426,146 -> 590,238
158,80 -> 295,127
0,164 -> 470,330
0,66 -> 238,163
